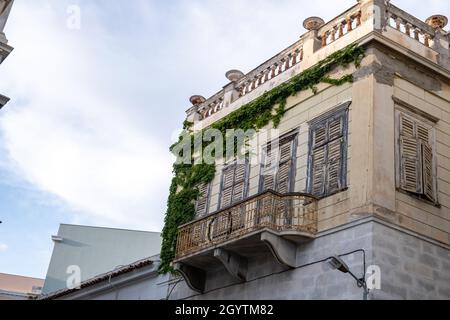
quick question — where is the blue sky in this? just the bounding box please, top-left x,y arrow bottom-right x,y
0,0 -> 448,279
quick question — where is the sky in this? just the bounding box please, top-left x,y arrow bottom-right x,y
0,0 -> 448,279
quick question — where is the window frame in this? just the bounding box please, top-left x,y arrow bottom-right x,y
306,101 -> 351,198
194,182 -> 212,217
218,159 -> 250,210
394,105 -> 439,206
258,129 -> 299,194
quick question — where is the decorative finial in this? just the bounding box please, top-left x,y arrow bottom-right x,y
426,15 -> 448,30
189,95 -> 206,106
225,70 -> 245,82
303,17 -> 325,31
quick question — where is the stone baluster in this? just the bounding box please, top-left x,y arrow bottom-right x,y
251,78 -> 257,91
321,32 -> 328,47
256,74 -> 262,86
331,27 -> 337,42
264,68 -> 270,82
285,55 -> 291,70
292,51 -> 298,65
424,34 -> 431,47
414,28 -> 420,41
346,16 -> 353,32
338,22 -> 344,37
271,64 -> 277,78
355,11 -> 362,27
405,23 -> 411,37
395,17 -> 402,31
278,60 -> 284,74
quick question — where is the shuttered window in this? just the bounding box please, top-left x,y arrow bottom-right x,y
195,183 -> 210,217
260,133 -> 297,194
219,160 -> 249,209
397,111 -> 437,203
307,104 -> 349,198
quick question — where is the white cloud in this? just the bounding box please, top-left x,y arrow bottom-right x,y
0,1 -> 172,230
0,243 -> 8,252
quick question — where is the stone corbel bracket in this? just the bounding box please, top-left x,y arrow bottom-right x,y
261,231 -> 297,269
173,262 -> 206,294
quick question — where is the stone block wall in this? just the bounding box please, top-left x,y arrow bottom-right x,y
169,220 -> 450,300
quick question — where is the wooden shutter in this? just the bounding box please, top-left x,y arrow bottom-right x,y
195,183 -> 209,216
400,114 -> 415,138
327,138 -> 343,194
328,116 -> 344,141
232,164 -> 247,203
399,114 -> 422,194
277,161 -> 291,194
417,122 -> 434,202
220,166 -> 235,208
220,161 -> 249,209
398,112 -> 437,202
261,147 -> 276,192
261,135 -> 296,194
417,123 -> 429,143
312,123 -> 327,148
309,107 -> 348,197
326,114 -> 345,195
279,137 -> 294,163
422,142 -> 435,202
277,136 -> 295,194
400,136 -> 422,193
311,145 -> 327,196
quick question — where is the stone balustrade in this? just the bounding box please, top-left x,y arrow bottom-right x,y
194,41 -> 304,122
387,5 -> 436,48
197,92 -> 225,120
186,0 -> 450,127
235,43 -> 304,99
319,9 -> 362,48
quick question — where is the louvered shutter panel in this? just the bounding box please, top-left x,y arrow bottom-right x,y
312,123 -> 327,148
232,163 -> 247,231
328,116 -> 344,141
232,164 -> 246,203
279,137 -> 293,162
277,137 -> 294,194
277,161 -> 291,194
261,147 -> 276,191
327,138 -> 343,194
311,145 -> 327,196
310,122 -> 328,197
400,114 -> 415,138
417,123 -> 429,143
422,142 -> 435,202
220,167 -> 234,208
195,183 -> 209,216
399,114 -> 422,194
400,137 -> 422,193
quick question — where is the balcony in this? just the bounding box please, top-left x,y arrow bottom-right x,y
173,190 -> 318,293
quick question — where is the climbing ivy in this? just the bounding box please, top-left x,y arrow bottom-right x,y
159,43 -> 365,274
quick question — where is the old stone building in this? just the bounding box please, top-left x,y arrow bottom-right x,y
166,0 -> 450,300
0,0 -> 13,109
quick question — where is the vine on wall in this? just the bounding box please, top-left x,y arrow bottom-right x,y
159,43 -> 365,274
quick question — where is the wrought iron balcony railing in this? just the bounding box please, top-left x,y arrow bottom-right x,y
175,190 -> 318,260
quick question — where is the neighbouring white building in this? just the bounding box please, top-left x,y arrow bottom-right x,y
40,224 -> 165,297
